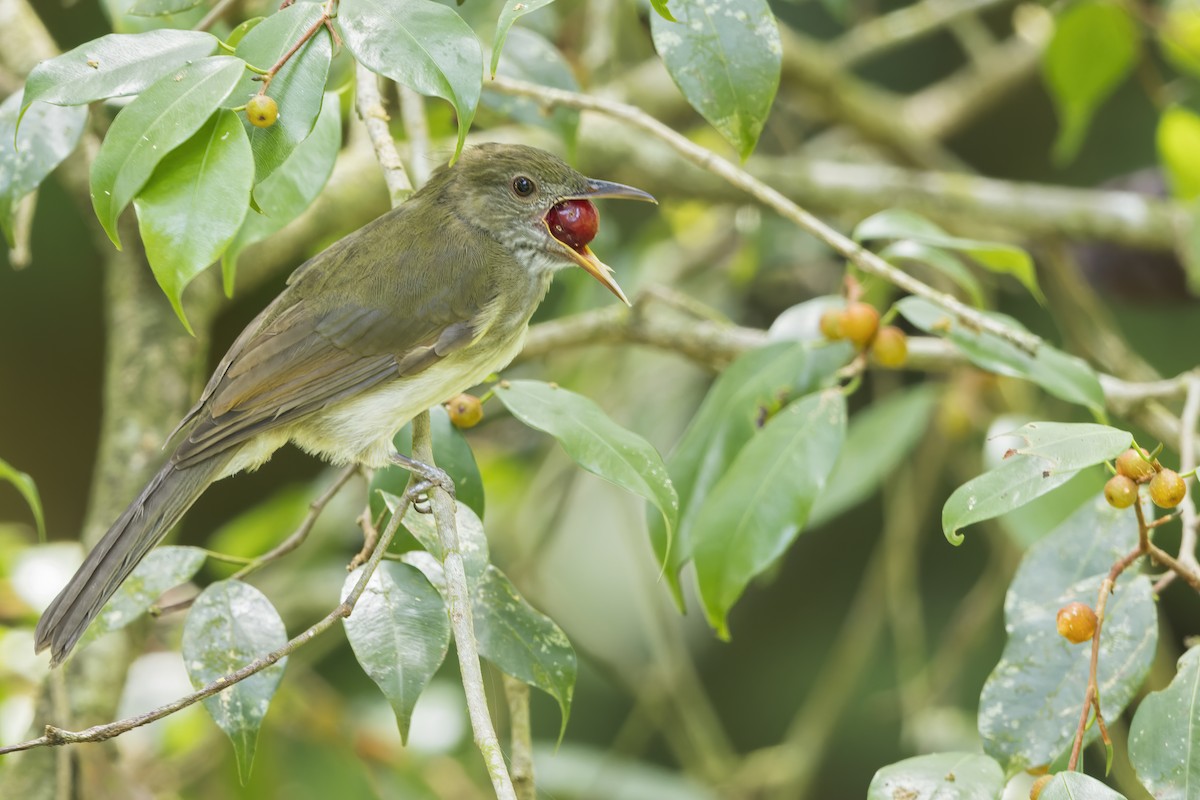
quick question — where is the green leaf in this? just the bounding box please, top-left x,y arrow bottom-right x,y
486,28 -> 580,151
489,0 -> 557,77
0,456 -> 45,540
978,498 -> 1156,775
1158,105 -> 1200,201
0,94 -> 86,247
867,752 -> 1005,800
879,240 -> 986,308
856,209 -> 1042,303
942,421 -> 1131,544
79,546 -> 206,646
1159,6 -> 1200,80
380,494 -> 490,582
21,30 -> 219,114
223,89 -> 340,293
90,55 -> 245,248
229,3 -> 332,183
102,0 -> 206,33
342,562 -> 450,743
495,379 -> 678,572
693,390 -> 846,638
1038,773 -> 1128,800
369,405 -> 486,527
338,0 -> 482,161
650,0 -> 781,160
226,18 -> 265,49
182,580 -> 287,784
652,341 -> 847,605
1042,0 -> 1138,164
650,0 -> 677,22
473,565 -> 575,740
897,296 -> 1105,415
1128,645 -> 1200,799
807,384 -> 939,529
129,0 -> 203,16
133,109 -> 252,333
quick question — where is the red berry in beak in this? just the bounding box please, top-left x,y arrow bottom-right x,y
546,199 -> 599,253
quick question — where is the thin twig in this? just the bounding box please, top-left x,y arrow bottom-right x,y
832,0 -> 1016,67
1157,375 -> 1200,592
354,64 -> 413,205
0,490 -> 412,757
504,675 -> 535,800
411,413 -> 517,800
489,76 -> 1042,355
399,86 -> 431,187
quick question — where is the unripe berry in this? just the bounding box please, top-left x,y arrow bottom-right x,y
246,94 -> 278,128
1103,474 -> 1138,509
871,326 -> 908,368
839,302 -> 880,349
446,393 -> 483,429
1056,602 -> 1097,644
1029,775 -> 1053,800
1115,448 -> 1156,483
819,308 -> 843,341
1149,468 -> 1187,508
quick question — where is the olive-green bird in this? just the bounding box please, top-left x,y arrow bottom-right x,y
35,143 -> 655,666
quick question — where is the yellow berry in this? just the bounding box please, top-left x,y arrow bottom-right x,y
819,308 -> 843,341
446,393 -> 483,429
1056,602 -> 1097,644
1029,774 -> 1053,800
871,326 -> 908,368
839,302 -> 880,349
1115,448 -> 1156,483
246,94 -> 278,128
1103,474 -> 1138,509
1149,468 -> 1187,508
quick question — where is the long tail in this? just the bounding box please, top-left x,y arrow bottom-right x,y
34,455 -> 229,666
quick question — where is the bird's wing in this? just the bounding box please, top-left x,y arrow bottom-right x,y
170,218 -> 500,468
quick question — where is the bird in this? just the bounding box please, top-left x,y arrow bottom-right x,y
35,143 -> 655,666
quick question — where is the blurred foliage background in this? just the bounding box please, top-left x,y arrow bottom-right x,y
2,0 -> 1200,798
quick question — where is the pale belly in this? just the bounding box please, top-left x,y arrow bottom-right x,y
218,327 -> 528,477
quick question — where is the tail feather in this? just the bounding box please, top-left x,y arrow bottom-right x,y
35,456 -> 228,666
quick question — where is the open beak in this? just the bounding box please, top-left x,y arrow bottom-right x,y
550,179 -> 657,307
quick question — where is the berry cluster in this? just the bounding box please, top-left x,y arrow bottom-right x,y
819,302 -> 907,368
1104,448 -> 1187,510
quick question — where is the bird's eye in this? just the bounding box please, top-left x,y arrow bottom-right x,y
512,176 -> 535,197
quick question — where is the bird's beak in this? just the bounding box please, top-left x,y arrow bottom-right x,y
553,179 -> 657,307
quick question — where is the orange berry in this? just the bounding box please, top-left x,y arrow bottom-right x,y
1115,448 -> 1156,483
1149,468 -> 1187,508
1056,602 -> 1097,644
839,302 -> 880,349
446,393 -> 483,429
871,326 -> 908,368
246,94 -> 278,128
1103,474 -> 1138,509
819,308 -> 843,341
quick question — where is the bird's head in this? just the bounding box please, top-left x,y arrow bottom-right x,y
428,143 -> 656,305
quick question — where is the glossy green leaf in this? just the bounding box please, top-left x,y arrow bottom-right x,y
1158,106 -> 1200,201
808,384 -> 939,529
370,405 -> 486,527
473,564 -> 575,739
207,484 -> 312,559
226,18 -> 265,49
495,379 -> 678,570
0,455 -> 45,540
0,94 -> 86,247
942,421 -> 1131,544
229,3 -> 332,183
134,109 -> 252,333
856,209 -> 1042,302
486,28 -> 580,151
879,240 -> 986,308
379,494 -> 490,582
652,341 -> 847,605
897,297 -> 1105,415
182,580 -> 287,784
1128,645 -> 1200,799
979,498 -> 1155,775
102,0 -> 206,33
693,390 -> 846,638
79,546 -> 206,646
222,89 -> 340,293
490,0 -> 557,77
21,30 -> 219,114
342,562 -> 450,743
650,0 -> 677,22
650,0 -> 781,160
90,55 -> 244,248
338,0 -> 482,160
129,0 -> 202,16
1038,772 -> 1127,800
867,752 -> 1005,800
1042,0 -> 1138,164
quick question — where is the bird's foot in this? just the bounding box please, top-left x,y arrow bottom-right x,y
389,452 -> 456,510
